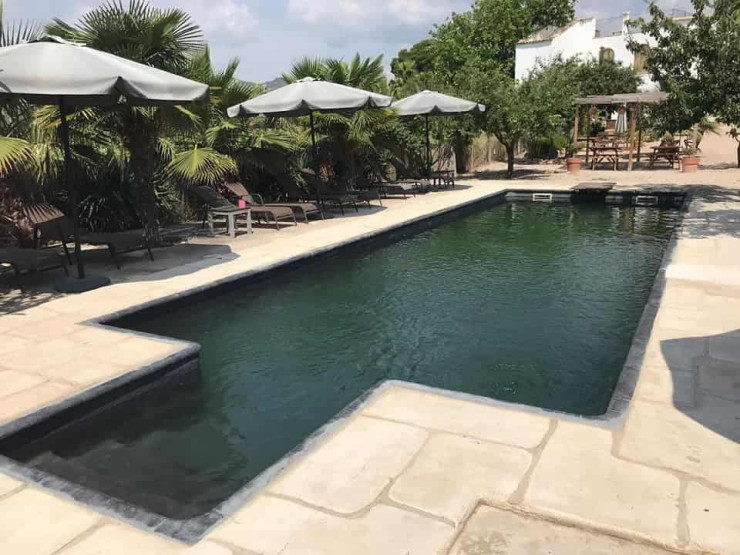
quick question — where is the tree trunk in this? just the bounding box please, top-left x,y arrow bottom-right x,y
506,144 -> 515,178
737,142 -> 740,168
123,111 -> 159,240
453,133 -> 470,174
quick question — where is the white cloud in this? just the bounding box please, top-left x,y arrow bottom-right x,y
152,0 -> 258,39
287,0 -> 465,26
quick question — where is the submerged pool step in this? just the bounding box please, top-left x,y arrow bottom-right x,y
29,450 -> 205,520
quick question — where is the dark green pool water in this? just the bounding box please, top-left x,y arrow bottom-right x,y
10,200 -> 678,520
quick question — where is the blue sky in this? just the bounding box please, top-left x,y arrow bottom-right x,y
5,0 -> 692,82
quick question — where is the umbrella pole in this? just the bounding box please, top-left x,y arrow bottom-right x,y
59,99 -> 85,280
309,111 -> 322,206
425,114 -> 431,179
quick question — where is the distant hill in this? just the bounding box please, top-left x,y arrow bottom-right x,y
264,77 -> 285,91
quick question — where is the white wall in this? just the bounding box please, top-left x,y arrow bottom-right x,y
514,18 -> 658,91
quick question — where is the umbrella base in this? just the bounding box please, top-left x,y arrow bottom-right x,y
54,275 -> 111,293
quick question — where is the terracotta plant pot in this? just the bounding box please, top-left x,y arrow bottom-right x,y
566,157 -> 583,173
681,156 -> 700,173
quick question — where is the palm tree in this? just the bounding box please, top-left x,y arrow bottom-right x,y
280,55 -> 397,186
163,48 -> 296,188
47,0 -> 207,236
0,0 -> 44,178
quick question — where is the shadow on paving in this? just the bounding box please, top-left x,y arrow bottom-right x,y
0,242 -> 241,313
661,329 -> 740,443
680,185 -> 740,239
471,168 -> 551,181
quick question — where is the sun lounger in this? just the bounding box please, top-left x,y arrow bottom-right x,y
23,202 -> 153,269
0,246 -> 68,292
367,164 -> 419,198
191,185 -> 294,232
221,182 -> 323,223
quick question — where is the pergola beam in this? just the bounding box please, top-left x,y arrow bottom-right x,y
574,92 -> 668,105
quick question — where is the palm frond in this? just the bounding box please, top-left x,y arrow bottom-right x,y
165,146 -> 236,186
283,57 -> 326,83
0,136 -> 34,176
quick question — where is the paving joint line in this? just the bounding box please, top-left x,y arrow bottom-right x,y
508,418 -> 558,505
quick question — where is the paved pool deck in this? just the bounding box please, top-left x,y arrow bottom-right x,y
0,170 -> 739,554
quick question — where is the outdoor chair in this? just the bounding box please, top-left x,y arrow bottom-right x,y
368,164 -> 419,198
191,185 -> 294,233
221,182 -> 323,223
23,202 -> 153,269
0,246 -> 68,292
390,160 -> 433,191
299,170 -> 361,215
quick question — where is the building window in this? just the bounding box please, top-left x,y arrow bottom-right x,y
599,47 -> 615,63
634,46 -> 649,74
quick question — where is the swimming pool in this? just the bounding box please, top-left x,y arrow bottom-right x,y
0,197 -> 680,531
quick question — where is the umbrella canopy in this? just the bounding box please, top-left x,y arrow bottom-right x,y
228,78 -> 392,203
0,36 -> 209,106
391,90 -> 484,177
391,90 -> 484,117
227,77 -> 391,118
0,36 -> 209,288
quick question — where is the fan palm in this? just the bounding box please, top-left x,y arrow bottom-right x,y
163,48 -> 296,188
0,0 -> 44,178
280,54 -> 397,186
47,0 -> 207,236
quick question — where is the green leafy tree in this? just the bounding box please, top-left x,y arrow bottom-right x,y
635,0 -> 740,163
431,0 -> 575,84
464,59 -> 580,177
575,59 -> 641,96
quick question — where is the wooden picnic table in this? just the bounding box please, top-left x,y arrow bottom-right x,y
590,141 -> 623,170
649,145 -> 680,168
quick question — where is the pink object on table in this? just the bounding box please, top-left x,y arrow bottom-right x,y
238,199 -> 247,209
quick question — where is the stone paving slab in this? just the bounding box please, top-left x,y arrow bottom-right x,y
0,380 -> 76,423
0,368 -> 46,398
634,362 -> 696,408
57,524 -> 183,555
0,488 -> 100,555
362,386 -> 551,449
268,415 -> 429,513
524,421 -> 681,544
0,472 -> 22,496
210,496 -> 454,554
619,400 -> 740,492
685,482 -> 740,555
449,505 -> 673,555
389,433 -> 532,524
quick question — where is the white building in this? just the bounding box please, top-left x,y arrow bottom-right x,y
515,14 -> 672,91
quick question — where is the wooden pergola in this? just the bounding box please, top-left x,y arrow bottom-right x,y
573,91 -> 668,171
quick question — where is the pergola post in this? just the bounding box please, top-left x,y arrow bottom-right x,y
572,105 -> 580,156
627,103 -> 639,171
637,105 -> 644,162
585,105 -> 593,164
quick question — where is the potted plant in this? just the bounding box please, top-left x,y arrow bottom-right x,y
681,146 -> 701,173
565,142 -> 582,173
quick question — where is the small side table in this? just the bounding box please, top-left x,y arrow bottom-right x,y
208,207 -> 252,238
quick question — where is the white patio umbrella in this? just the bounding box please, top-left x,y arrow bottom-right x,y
615,106 -> 629,134
392,90 -> 485,177
227,77 -> 392,202
0,36 -> 209,290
